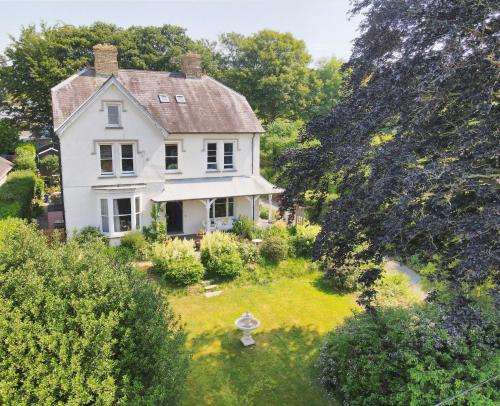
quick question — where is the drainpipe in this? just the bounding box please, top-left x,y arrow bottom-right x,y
251,133 -> 255,175
56,138 -> 67,240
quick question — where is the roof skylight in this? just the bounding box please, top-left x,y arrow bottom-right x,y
158,94 -> 170,103
175,95 -> 186,103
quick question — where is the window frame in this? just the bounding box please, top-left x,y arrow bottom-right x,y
119,143 -> 135,176
99,194 -> 142,236
106,103 -> 122,128
210,197 -> 235,220
206,142 -> 218,171
223,141 -> 235,170
165,142 -> 180,172
99,143 -> 114,176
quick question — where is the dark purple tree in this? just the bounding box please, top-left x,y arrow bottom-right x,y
282,0 -> 499,321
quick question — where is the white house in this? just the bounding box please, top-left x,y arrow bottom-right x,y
52,44 -> 281,243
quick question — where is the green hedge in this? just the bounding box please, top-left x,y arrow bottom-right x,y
201,231 -> 243,278
0,170 -> 43,219
14,143 -> 37,171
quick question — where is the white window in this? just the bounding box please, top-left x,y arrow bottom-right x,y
165,143 -> 179,171
99,196 -> 141,235
134,196 -> 141,230
99,144 -> 113,175
210,197 -> 234,219
120,144 -> 134,175
223,142 -> 234,169
158,94 -> 170,103
175,95 -> 186,103
106,104 -> 121,127
100,199 -> 109,233
207,142 -> 217,170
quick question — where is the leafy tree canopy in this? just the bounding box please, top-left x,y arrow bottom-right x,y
282,0 -> 499,320
0,22 -> 217,136
0,219 -> 188,404
0,119 -> 19,154
216,30 -> 322,122
312,56 -> 344,117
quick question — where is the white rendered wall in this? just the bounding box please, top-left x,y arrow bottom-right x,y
59,82 -> 261,238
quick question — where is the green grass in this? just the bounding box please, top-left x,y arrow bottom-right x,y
169,267 -> 358,405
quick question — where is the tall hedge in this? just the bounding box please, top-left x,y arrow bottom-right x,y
0,170 -> 43,219
0,219 -> 188,404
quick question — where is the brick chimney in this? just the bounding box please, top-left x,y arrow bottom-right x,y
181,52 -> 202,78
93,44 -> 118,76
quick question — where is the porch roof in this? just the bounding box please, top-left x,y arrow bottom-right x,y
152,176 -> 283,202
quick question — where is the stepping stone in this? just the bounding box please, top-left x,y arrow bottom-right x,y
204,290 -> 223,298
202,280 -> 213,286
204,284 -> 218,291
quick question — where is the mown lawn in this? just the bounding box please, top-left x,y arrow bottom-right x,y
168,261 -> 358,406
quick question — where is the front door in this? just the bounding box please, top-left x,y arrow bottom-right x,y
165,201 -> 183,234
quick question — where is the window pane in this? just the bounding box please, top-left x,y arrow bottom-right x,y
207,143 -> 217,170
135,197 -> 140,213
228,198 -> 234,216
208,143 -> 217,153
101,159 -> 113,174
121,144 -> 133,158
165,157 -> 178,170
100,199 -> 109,233
115,198 -> 131,215
108,105 -> 120,125
214,198 -> 226,218
122,159 -> 134,173
224,155 -> 233,166
135,214 -> 140,229
114,215 -> 131,232
100,144 -> 112,158
224,143 -> 233,153
165,145 -> 178,157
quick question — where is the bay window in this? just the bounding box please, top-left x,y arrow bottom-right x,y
99,195 -> 141,235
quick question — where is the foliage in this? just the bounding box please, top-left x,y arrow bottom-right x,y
73,226 -> 106,244
260,235 -> 288,263
14,143 -> 37,171
260,118 -> 302,181
237,240 -> 260,264
39,154 -> 59,176
152,238 -> 205,286
120,230 -> 148,260
200,231 -> 243,278
281,0 -> 499,320
0,169 -> 42,219
374,271 -> 422,308
0,119 -> 19,154
289,223 -> 321,258
0,22 -> 217,135
216,30 -> 321,122
0,219 -> 188,404
263,220 -> 289,239
312,56 -> 344,116
232,215 -> 258,240
318,304 -> 499,405
142,202 -> 167,242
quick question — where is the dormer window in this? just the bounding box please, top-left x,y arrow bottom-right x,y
175,95 -> 186,103
106,103 -> 121,127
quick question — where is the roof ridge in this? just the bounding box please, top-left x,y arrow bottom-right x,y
51,68 -> 92,92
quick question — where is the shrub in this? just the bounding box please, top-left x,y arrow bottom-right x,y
374,271 -> 421,307
120,231 -> 148,259
232,216 -> 258,240
152,238 -> 205,285
260,235 -> 288,262
0,219 -> 188,404
15,143 -> 36,156
290,223 -> 321,257
0,170 -> 42,219
263,220 -> 289,239
14,143 -> 37,171
318,304 -> 498,405
0,119 -> 19,154
73,226 -> 106,244
39,154 -> 60,177
201,231 -> 243,278
237,240 -> 260,264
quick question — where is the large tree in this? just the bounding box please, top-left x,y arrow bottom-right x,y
216,30 -> 321,122
282,0 -> 499,321
0,22 -> 216,136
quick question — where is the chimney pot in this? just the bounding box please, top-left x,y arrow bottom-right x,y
93,44 -> 118,76
181,52 -> 203,78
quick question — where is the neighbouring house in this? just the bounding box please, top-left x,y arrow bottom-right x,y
36,142 -> 59,163
52,44 -> 282,244
0,156 -> 14,186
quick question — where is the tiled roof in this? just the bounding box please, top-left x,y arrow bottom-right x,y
51,68 -> 264,134
0,156 -> 14,180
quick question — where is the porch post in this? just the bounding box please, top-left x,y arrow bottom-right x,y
268,194 -> 272,223
200,198 -> 215,233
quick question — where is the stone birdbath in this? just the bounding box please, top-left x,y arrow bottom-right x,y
235,311 -> 260,346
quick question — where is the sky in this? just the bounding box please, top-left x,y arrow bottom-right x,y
0,0 -> 361,62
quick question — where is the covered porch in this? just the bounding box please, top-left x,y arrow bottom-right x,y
152,176 -> 283,235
